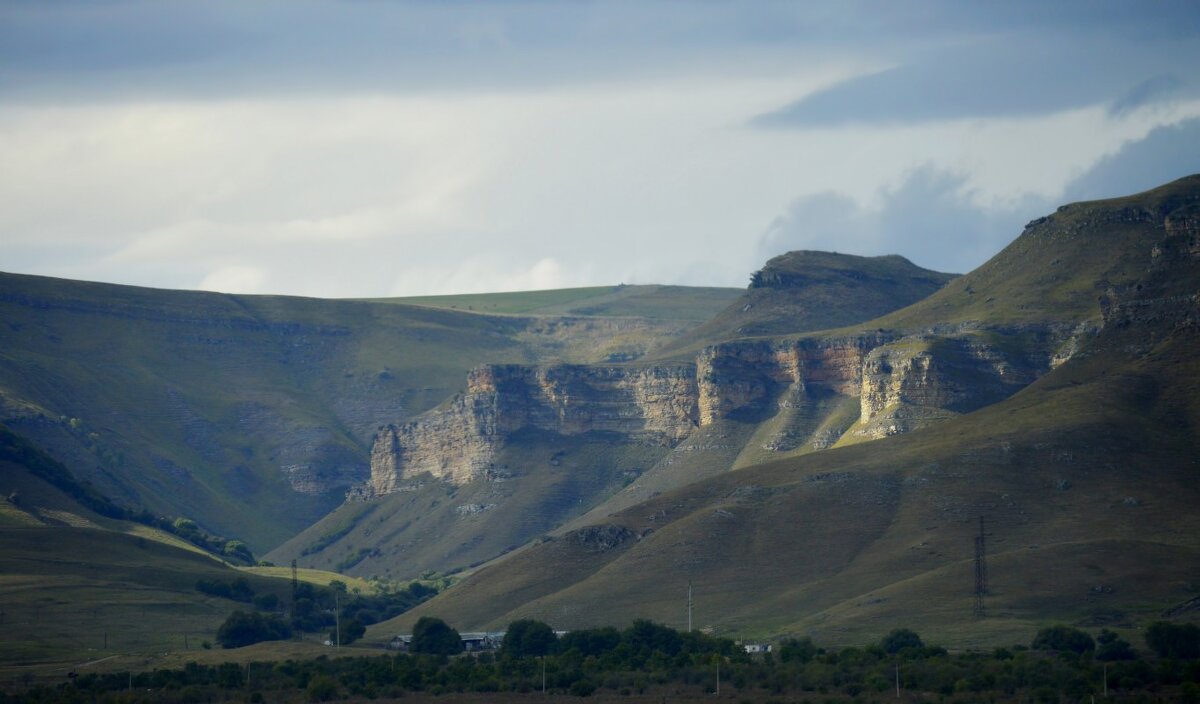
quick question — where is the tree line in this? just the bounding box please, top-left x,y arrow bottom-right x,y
10,619 -> 1200,703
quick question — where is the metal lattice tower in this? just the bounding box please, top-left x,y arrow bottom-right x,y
973,516 -> 988,618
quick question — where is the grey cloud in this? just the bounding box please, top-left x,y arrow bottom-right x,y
758,117 -> 1200,275
6,0 -> 1198,104
753,35 -> 1200,128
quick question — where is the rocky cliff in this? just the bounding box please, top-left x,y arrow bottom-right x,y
366,363 -> 698,491
367,324 -> 1077,493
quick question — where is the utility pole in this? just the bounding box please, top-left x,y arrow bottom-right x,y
715,658 -> 720,696
687,581 -> 693,633
895,662 -> 900,698
541,656 -> 546,694
335,591 -> 341,649
291,559 -> 300,639
1103,662 -> 1108,698
973,515 -> 988,619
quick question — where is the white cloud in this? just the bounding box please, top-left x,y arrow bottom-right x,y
2,75 -> 1198,297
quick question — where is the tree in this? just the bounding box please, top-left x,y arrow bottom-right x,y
624,619 -> 682,656
216,610 -> 292,648
1031,625 -> 1095,654
779,636 -> 818,663
330,619 -> 366,645
881,628 -> 924,654
502,619 -> 558,657
411,616 -> 463,654
1096,629 -> 1136,661
1145,621 -> 1200,659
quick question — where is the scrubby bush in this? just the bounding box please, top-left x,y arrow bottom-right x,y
1145,621 -> 1200,659
1032,625 -> 1095,654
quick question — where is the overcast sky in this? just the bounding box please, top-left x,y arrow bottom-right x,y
2,1 -> 1199,297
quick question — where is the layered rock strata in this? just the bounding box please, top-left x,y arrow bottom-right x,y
367,364 -> 698,492
367,327 -> 1073,494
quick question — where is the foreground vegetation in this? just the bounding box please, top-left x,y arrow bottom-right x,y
7,620 -> 1200,702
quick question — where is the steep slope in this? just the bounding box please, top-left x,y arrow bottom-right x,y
658,251 -> 955,356
372,176 -> 1200,646
0,274 -> 725,550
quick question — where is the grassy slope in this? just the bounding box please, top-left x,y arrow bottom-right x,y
0,274 -> 720,551
370,176 -> 1200,646
0,436 -> 382,675
0,525 -> 309,671
268,428 -> 671,580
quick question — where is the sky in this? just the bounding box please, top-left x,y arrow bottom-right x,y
2,1 -> 1199,298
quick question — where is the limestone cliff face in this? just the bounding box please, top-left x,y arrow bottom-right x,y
367,363 -> 698,492
366,323 -> 1076,494
856,334 -> 1043,439
366,323 -> 1083,494
695,336 -> 886,425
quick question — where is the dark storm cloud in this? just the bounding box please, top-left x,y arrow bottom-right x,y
752,39 -> 1199,128
5,0 -> 1197,105
759,118 -> 1200,274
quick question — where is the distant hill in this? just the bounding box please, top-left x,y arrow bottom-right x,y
657,251 -> 955,356
371,175 -> 1200,647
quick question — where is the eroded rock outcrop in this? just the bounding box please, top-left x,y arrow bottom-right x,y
366,364 -> 698,492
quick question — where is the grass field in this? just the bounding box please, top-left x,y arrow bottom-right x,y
0,527 -> 297,668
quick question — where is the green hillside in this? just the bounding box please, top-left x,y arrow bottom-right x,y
370,176 -> 1200,647
0,275 -> 721,551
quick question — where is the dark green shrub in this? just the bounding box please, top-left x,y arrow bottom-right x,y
411,616 -> 463,654
1031,625 -> 1095,654
1145,621 -> 1200,659
881,628 -> 924,654
216,610 -> 292,648
503,619 -> 558,657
